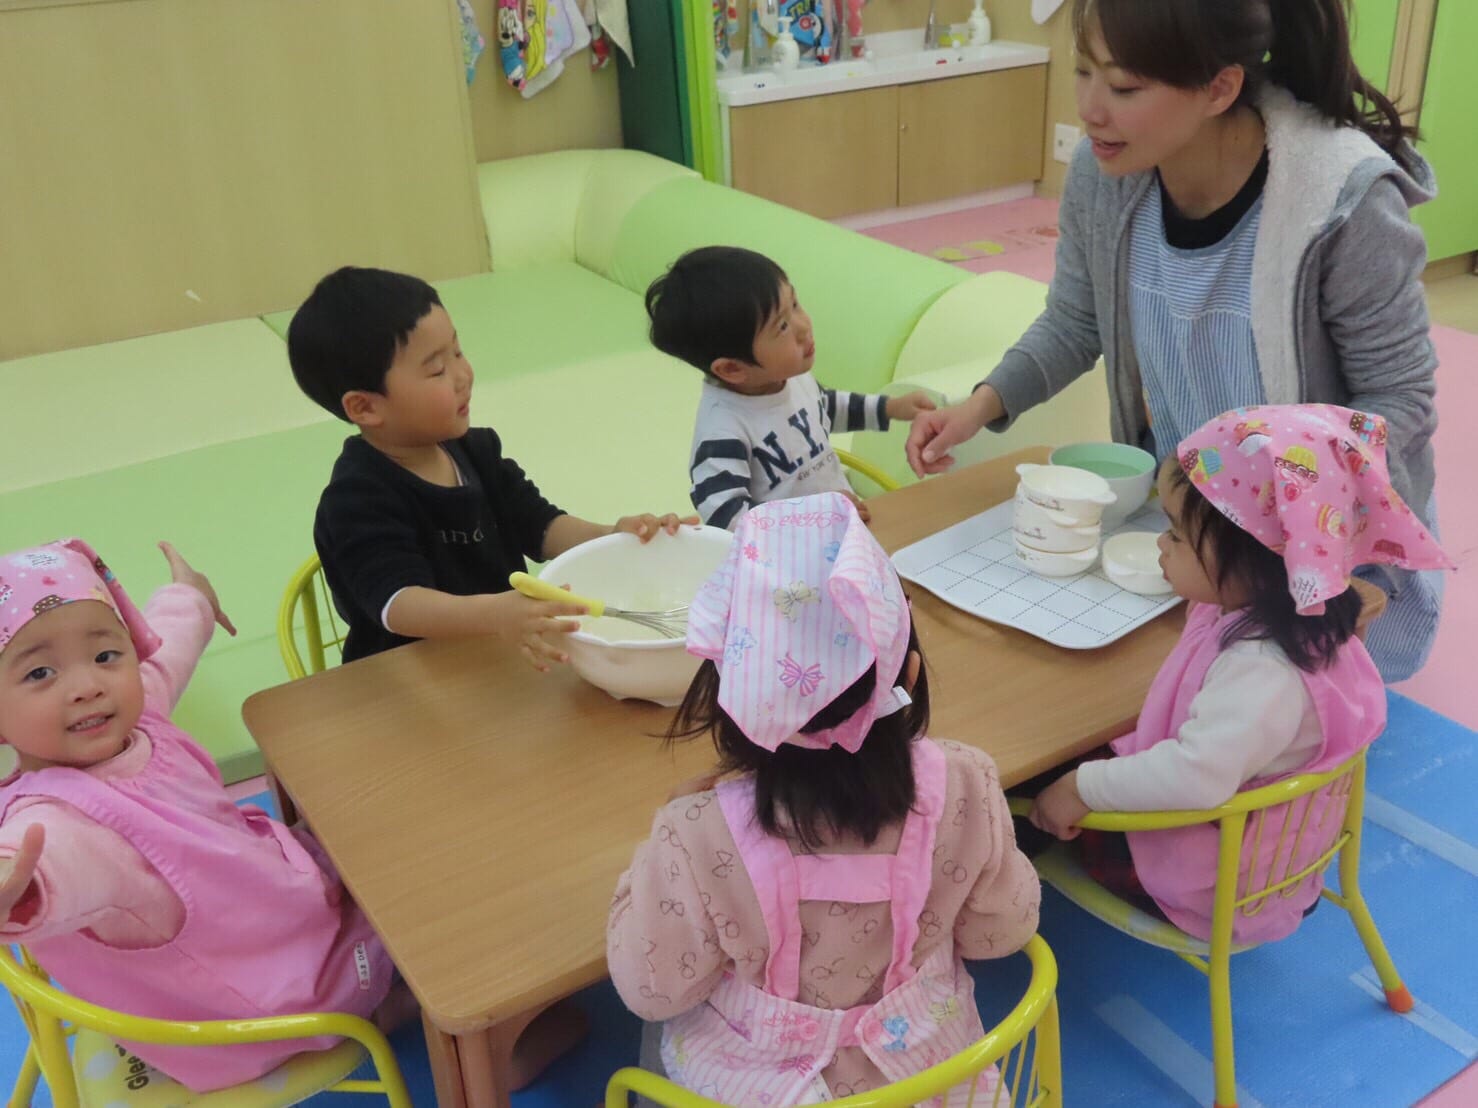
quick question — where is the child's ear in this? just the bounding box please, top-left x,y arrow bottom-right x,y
341,390 -> 383,429
709,357 -> 751,387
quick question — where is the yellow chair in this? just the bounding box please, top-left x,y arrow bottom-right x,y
1011,749 -> 1410,1108
605,934 -> 1061,1108
836,448 -> 901,496
277,554 -> 344,682
0,945 -> 410,1108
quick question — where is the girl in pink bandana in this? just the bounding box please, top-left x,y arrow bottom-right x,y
0,539 -> 408,1092
607,492 -> 1040,1106
1029,404 -> 1454,943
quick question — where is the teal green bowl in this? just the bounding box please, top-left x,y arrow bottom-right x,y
1048,442 -> 1157,528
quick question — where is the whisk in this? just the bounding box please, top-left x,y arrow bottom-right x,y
508,573 -> 690,639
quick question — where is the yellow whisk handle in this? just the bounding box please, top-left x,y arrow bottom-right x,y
508,572 -> 606,617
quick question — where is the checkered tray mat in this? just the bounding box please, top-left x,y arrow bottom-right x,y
892,498 -> 1183,649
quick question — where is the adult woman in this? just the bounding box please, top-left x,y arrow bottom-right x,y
906,0 -> 1440,681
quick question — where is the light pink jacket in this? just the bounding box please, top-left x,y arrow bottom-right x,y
609,739 -> 1040,1099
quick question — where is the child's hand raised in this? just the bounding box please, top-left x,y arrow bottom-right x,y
614,513 -> 700,543
488,589 -> 587,672
885,390 -> 938,423
159,542 -> 237,636
1028,770 -> 1089,841
0,824 -> 45,919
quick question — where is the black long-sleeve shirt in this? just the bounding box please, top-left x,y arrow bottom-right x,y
313,430 -> 565,662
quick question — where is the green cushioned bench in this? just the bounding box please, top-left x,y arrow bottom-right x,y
0,148 -> 1107,782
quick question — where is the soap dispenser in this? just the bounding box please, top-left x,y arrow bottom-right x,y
968,0 -> 993,45
773,15 -> 801,72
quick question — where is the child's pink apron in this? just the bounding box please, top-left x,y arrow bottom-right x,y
1113,603 -> 1387,943
0,709 -> 392,1091
661,738 -> 994,1106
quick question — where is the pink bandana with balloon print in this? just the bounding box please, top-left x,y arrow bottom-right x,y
1177,405 -> 1453,614
686,492 -> 911,753
0,539 -> 161,660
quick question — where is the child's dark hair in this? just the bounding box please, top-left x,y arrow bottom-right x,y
645,246 -> 789,376
1074,0 -> 1418,170
287,267 -> 443,420
1166,462 -> 1360,671
668,626 -> 929,852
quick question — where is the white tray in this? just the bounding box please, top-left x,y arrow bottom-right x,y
892,499 -> 1183,649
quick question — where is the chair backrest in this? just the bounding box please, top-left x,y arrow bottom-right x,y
0,945 -> 409,1107
835,447 -> 902,496
605,934 -> 1062,1108
1222,750 -> 1367,922
277,554 -> 345,680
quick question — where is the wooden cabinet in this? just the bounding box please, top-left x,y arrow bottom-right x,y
726,65 -> 1047,219
898,66 -> 1047,207
730,87 -> 900,220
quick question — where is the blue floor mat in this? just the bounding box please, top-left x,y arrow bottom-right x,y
2,691 -> 1473,1106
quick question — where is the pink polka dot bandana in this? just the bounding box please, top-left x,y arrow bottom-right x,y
1177,405 -> 1454,614
0,539 -> 160,659
686,493 -> 911,753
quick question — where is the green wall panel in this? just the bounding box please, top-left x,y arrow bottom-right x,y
1350,0 -> 1401,93
1412,0 -> 1478,261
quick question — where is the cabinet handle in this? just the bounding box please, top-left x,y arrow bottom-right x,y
900,123 -> 908,132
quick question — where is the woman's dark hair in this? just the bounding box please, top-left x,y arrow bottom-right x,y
1073,0 -> 1417,169
667,626 -> 930,852
1166,462 -> 1361,671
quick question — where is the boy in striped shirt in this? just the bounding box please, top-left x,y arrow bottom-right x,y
646,246 -> 933,529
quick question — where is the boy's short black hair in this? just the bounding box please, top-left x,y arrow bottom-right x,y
287,267 -> 443,420
645,246 -> 789,376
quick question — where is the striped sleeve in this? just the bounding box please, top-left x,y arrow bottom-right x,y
821,388 -> 890,433
690,437 -> 754,531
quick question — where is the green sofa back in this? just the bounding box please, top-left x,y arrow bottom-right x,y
605,177 -> 970,396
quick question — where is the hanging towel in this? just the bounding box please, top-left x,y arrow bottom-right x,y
496,0 -> 528,89
522,0 -> 593,97
456,0 -> 486,84
592,0 -> 633,65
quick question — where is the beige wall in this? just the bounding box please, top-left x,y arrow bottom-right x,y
0,0 -> 488,360
466,0 -> 623,162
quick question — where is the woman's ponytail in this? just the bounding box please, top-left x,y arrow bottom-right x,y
1266,0 -> 1416,166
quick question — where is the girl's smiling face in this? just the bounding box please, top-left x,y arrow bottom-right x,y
0,601 -> 143,773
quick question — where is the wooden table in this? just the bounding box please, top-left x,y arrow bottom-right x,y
242,447 -> 1184,1107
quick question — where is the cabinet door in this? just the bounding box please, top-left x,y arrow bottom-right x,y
729,86 -> 899,219
898,66 -> 1048,208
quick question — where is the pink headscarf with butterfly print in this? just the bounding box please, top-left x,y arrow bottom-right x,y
686,492 -> 912,753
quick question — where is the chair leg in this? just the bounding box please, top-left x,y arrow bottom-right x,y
8,1044 -> 40,1108
1339,846 -> 1413,1012
265,770 -> 300,827
1208,952 -> 1239,1108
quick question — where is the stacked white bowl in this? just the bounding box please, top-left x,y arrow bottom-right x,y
1011,463 -> 1118,576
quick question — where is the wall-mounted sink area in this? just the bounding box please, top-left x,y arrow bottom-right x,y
716,31 -> 1049,107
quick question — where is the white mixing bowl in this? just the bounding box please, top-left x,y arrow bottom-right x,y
537,526 -> 734,706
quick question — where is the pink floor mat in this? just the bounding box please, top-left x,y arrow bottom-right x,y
1393,323 -> 1478,731
860,196 -> 1061,283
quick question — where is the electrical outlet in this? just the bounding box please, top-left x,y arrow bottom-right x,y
1053,123 -> 1081,164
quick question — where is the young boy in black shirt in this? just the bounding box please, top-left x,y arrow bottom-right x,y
289,267 -> 690,668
